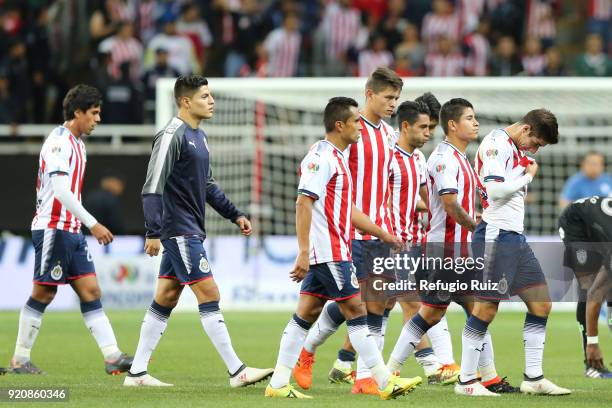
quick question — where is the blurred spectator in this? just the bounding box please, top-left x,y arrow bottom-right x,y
574,33 -> 612,76
318,0 -> 361,76
458,0 -> 489,35
358,34 -> 394,77
25,6 -> 51,123
3,40 -> 29,124
421,0 -> 461,51
84,171 -> 127,235
352,0 -> 388,23
134,0 -> 158,45
207,0 -> 236,76
559,151 -> 612,209
103,62 -> 143,124
489,35 -> 522,76
521,37 -> 546,76
394,23 -> 426,76
0,75 -> 11,124
425,36 -> 464,76
89,0 -> 132,47
377,0 -> 409,52
176,2 -> 213,73
541,46 -> 565,76
142,48 -> 180,121
99,21 -> 143,83
525,0 -> 559,48
146,15 -> 199,75
224,0 -> 265,77
584,0 -> 611,51
463,18 -> 491,76
263,12 -> 301,77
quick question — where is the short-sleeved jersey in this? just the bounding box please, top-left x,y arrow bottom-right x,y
32,126 -> 87,232
559,195 -> 612,242
475,128 -> 530,233
389,146 -> 427,243
298,140 -> 353,264
426,141 -> 478,244
347,115 -> 397,240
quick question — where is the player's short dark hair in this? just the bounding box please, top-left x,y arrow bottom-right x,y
439,98 -> 474,135
62,84 -> 102,121
521,108 -> 558,145
174,75 -> 208,107
415,92 -> 441,121
397,100 -> 430,127
324,97 -> 358,133
365,67 -> 403,93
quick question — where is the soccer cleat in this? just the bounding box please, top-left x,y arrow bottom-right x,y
585,366 -> 612,379
105,353 -> 133,375
379,375 -> 422,400
229,366 -> 274,388
123,372 -> 173,387
455,378 -> 500,396
293,348 -> 314,389
8,358 -> 46,375
483,376 -> 520,393
519,377 -> 571,395
0,367 -> 7,375
264,384 -> 313,399
351,377 -> 380,395
328,361 -> 355,384
437,363 -> 460,385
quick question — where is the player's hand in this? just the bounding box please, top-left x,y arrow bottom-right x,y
381,232 -> 404,251
235,216 -> 252,236
475,211 -> 482,224
90,223 -> 113,245
290,251 -> 309,282
586,344 -> 605,369
525,161 -> 538,178
144,238 -> 161,257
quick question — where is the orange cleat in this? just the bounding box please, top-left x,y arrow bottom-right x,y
293,348 -> 315,390
351,377 -> 379,395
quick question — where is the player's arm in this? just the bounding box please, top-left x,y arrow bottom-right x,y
485,162 -> 537,200
585,270 -> 610,369
291,194 -> 314,282
205,166 -> 250,235
351,205 -> 401,247
440,193 -> 477,232
141,130 -> 181,255
416,184 -> 428,211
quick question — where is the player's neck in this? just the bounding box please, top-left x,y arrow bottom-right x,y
325,134 -> 348,152
178,111 -> 202,130
504,122 -> 522,144
445,135 -> 468,153
396,135 -> 415,154
63,121 -> 81,139
361,107 -> 381,126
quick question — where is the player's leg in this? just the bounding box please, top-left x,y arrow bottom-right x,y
583,268 -> 611,377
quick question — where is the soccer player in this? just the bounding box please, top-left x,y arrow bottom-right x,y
9,85 -> 132,375
455,109 -> 571,396
124,75 -> 273,387
265,96 -> 422,399
293,68 -> 403,394
387,98 -> 514,394
558,195 -> 612,378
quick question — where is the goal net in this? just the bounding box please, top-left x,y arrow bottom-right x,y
156,77 -> 612,237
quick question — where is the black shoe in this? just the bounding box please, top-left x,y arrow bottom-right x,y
105,353 -> 133,375
0,367 -> 7,375
485,377 -> 520,393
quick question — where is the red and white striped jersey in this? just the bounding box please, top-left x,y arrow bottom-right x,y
298,140 -> 353,264
322,2 -> 361,59
32,126 -> 87,233
389,147 -> 427,244
526,0 -> 557,40
426,141 -> 478,245
458,0 -> 486,34
348,116 -> 397,241
358,50 -> 394,77
589,0 -> 611,19
425,52 -> 465,76
464,32 -> 490,76
421,12 -> 461,50
522,54 -> 546,76
264,28 -> 301,77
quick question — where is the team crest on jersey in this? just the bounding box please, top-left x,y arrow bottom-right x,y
485,148 -> 498,157
436,164 -> 446,173
307,162 -> 319,172
199,256 -> 211,273
576,249 -> 587,265
50,263 -> 63,280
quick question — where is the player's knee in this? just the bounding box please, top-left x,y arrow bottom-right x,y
157,290 -> 181,308
32,285 -> 57,304
529,301 -> 551,317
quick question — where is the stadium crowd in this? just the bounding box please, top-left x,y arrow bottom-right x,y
0,0 -> 611,124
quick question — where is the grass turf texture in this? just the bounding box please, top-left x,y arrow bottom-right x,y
0,310 -> 610,407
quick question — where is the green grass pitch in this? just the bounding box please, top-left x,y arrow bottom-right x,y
0,310 -> 610,407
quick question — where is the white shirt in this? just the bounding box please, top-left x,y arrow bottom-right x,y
298,140 -> 353,264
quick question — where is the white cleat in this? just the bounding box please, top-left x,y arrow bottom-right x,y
455,380 -> 500,397
520,377 -> 571,395
229,366 -> 274,388
123,373 -> 173,387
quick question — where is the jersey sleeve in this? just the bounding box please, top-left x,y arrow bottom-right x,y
479,136 -> 511,182
44,137 -> 72,176
416,151 -> 428,186
297,151 -> 332,200
429,154 -> 459,195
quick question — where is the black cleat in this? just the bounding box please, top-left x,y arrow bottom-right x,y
0,367 -> 7,375
9,359 -> 46,375
105,353 -> 133,375
485,377 -> 520,393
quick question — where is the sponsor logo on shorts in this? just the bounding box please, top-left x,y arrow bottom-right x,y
51,263 -> 63,280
